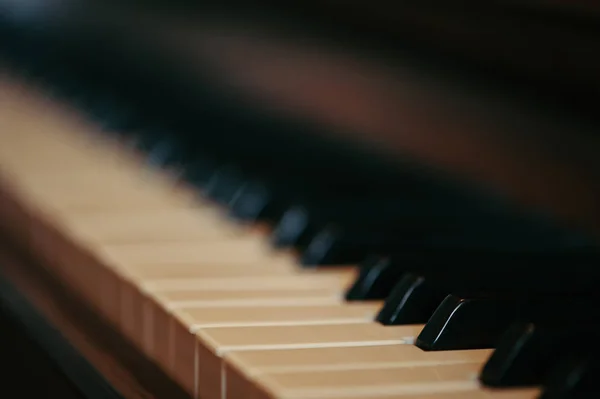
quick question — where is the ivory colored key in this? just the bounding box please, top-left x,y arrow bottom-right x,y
240,363 -> 485,399
140,268 -> 360,369
140,270 -> 358,355
0,89 -> 157,176
101,237 -> 303,338
154,288 -> 345,309
174,303 -> 382,331
225,345 -> 493,375
141,269 -> 358,347
61,208 -> 243,243
124,262 -> 297,280
54,203 -> 299,336
119,261 -> 328,348
13,176 -> 198,212
268,386 -> 541,399
159,302 -> 384,376
98,240 -> 296,269
120,262 -> 304,346
236,364 -> 538,399
311,390 -> 541,399
189,323 -> 423,399
101,237 -> 304,342
224,345 -> 494,399
142,270 -> 358,293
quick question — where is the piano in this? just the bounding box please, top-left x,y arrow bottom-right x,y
0,1 -> 599,398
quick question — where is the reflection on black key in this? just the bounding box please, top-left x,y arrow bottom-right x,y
540,351 -> 600,399
203,165 -> 246,204
417,294 -> 600,351
417,294 -> 519,350
144,138 -> 186,168
300,226 -> 344,266
376,273 -> 447,325
229,180 -> 274,221
272,206 -> 312,248
300,225 -> 406,265
274,193 -> 452,254
481,322 -> 600,387
345,257 -> 406,300
182,156 -> 219,187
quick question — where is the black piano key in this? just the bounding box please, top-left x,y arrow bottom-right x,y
228,174 -> 299,223
271,181 -> 468,250
300,225 -> 346,265
295,196 -> 591,267
136,135 -> 188,168
203,165 -> 247,205
181,155 -> 220,187
416,294 -> 522,350
376,273 -> 447,325
298,209 -> 451,266
390,250 -> 600,297
345,257 -> 407,301
271,205 -> 313,248
540,351 -> 600,399
416,294 -> 599,351
78,91 -> 144,133
300,224 -> 419,265
229,180 -> 274,221
481,322 -> 600,387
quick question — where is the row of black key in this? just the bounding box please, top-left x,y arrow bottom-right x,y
2,22 -> 600,398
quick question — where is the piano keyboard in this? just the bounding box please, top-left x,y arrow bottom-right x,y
0,70 -> 552,399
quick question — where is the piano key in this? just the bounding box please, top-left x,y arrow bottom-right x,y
540,348 -> 599,399
234,363 -> 489,399
62,208 -> 242,243
481,322 -> 600,387
102,241 -> 353,348
273,193 -> 456,255
416,294 -> 600,351
345,256 -> 406,301
181,154 -> 221,188
387,251 -> 600,297
229,174 -> 315,226
299,219 -> 564,268
173,302 -> 382,331
300,224 -> 428,266
193,323 -> 423,399
160,304 -> 386,395
154,288 -> 345,309
229,179 -> 273,220
97,240 -> 296,268
9,164 -> 404,399
121,262 -> 298,281
1,65 -> 596,399
141,136 -> 189,168
290,390 -> 541,399
539,351 -> 600,399
226,345 -> 492,375
376,274 -> 447,325
140,268 -> 355,345
138,270 -> 358,369
10,175 -> 199,213
141,269 -> 357,293
203,164 -> 247,205
272,205 -> 313,248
